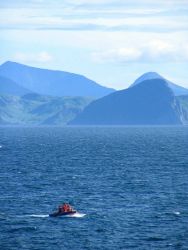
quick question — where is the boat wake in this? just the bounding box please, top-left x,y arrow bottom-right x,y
27,214 -> 49,218
64,213 -> 86,218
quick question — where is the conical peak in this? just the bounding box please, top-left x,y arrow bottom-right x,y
133,72 -> 164,86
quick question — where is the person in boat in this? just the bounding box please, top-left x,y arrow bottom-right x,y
58,203 -> 73,213
64,203 -> 73,212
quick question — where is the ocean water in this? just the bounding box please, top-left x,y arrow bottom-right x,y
0,126 -> 188,250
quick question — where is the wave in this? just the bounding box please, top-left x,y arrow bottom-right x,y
173,211 -> 180,216
9,226 -> 37,233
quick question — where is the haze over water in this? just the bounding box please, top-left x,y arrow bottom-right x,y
0,126 -> 188,249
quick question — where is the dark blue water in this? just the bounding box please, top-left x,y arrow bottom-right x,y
0,126 -> 188,250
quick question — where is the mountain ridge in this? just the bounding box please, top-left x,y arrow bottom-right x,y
0,61 -> 115,98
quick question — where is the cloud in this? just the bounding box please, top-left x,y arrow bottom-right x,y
13,51 -> 53,64
0,0 -> 188,32
65,0 -> 115,4
91,40 -> 188,63
1,14 -> 188,33
92,48 -> 142,63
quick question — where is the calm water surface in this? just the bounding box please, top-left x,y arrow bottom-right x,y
0,126 -> 188,249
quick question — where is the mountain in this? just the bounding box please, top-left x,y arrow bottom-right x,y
70,79 -> 188,125
0,93 -> 93,125
0,61 -> 115,98
131,72 -> 188,96
0,75 -> 30,96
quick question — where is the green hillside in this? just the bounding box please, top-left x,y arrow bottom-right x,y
0,93 -> 93,125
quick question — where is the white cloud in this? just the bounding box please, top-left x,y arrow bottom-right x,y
1,1 -> 188,89
58,0 -> 188,7
1,12 -> 187,32
91,39 -> 188,63
65,0 -> 114,4
13,51 -> 53,64
92,48 -> 142,63
0,0 -> 188,32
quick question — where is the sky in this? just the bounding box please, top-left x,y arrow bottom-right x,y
0,0 -> 188,89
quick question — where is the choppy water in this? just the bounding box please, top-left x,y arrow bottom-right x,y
0,126 -> 188,250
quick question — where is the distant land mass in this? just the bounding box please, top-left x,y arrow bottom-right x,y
0,61 -> 188,126
0,93 -> 93,125
70,79 -> 188,125
0,61 -> 115,98
131,72 -> 188,96
0,75 -> 30,96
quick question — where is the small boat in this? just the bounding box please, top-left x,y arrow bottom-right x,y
49,210 -> 76,217
49,203 -> 77,217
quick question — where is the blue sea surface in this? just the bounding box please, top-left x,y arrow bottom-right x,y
0,126 -> 188,249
